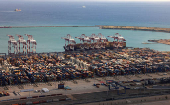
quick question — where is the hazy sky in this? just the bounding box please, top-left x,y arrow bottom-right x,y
42,0 -> 170,1
1,0 -> 170,2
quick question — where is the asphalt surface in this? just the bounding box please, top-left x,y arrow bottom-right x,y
1,72 -> 170,105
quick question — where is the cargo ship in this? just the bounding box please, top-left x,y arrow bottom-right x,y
14,9 -> 21,11
62,33 -> 126,51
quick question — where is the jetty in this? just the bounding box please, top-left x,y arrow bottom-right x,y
100,25 -> 170,33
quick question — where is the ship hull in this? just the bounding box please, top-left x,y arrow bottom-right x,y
64,42 -> 126,51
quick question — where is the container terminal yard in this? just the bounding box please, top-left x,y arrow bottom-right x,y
1,33 -> 170,105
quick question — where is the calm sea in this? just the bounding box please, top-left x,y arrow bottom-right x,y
0,1 -> 170,53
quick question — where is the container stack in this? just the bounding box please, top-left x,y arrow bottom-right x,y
1,48 -> 170,86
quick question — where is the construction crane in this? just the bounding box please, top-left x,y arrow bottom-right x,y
16,34 -> 27,54
25,34 -> 37,54
7,35 -> 18,55
61,34 -> 76,51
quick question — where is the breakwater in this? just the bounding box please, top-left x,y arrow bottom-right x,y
100,25 -> 170,33
148,39 -> 170,45
0,26 -> 97,28
1,25 -> 170,33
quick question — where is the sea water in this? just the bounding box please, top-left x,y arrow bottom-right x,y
0,1 -> 170,53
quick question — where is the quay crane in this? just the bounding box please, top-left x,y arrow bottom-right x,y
98,33 -> 108,49
89,34 -> 101,49
25,34 -> 37,54
108,33 -> 126,49
61,34 -> 76,51
117,35 -> 126,49
16,34 -> 27,54
115,33 -> 126,49
75,34 -> 91,50
62,33 -> 126,51
108,33 -> 119,40
107,33 -> 119,48
7,35 -> 18,55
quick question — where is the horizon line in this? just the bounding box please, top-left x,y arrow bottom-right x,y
2,0 -> 170,2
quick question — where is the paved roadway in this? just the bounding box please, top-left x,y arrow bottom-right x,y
1,72 -> 170,105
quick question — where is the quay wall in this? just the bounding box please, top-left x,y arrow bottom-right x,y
100,25 -> 170,33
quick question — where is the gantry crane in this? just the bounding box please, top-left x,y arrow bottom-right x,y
61,34 -> 76,51
75,34 -> 91,50
16,34 -> 27,54
108,33 -> 126,49
7,35 -> 18,55
89,34 -> 100,49
98,33 -> 108,49
25,34 -> 37,53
